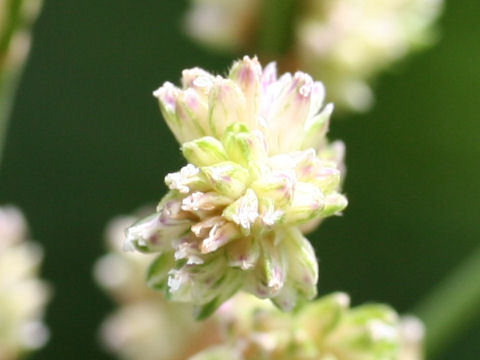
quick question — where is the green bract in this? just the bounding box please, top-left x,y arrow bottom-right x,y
126,56 -> 347,318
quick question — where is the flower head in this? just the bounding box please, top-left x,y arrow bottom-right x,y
126,56 -> 347,318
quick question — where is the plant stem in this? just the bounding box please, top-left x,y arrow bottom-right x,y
0,0 -> 24,54
0,65 -> 21,165
258,0 -> 298,58
0,0 -> 25,165
414,245 -> 480,358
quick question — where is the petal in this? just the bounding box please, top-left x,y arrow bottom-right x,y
222,189 -> 259,235
181,191 -> 232,212
302,103 -> 334,151
282,228 -> 318,299
226,235 -> 260,270
248,232 -> 286,298
229,56 -> 262,125
181,67 -> 215,95
174,88 -> 210,142
124,212 -> 190,253
153,82 -> 184,143
264,72 -> 316,154
291,149 -> 341,193
308,81 -> 326,119
208,78 -> 248,138
284,182 -> 325,225
322,193 -> 348,217
258,198 -> 284,228
200,221 -> 240,254
260,61 -> 278,90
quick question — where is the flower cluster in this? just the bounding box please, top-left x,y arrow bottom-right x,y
125,56 -> 347,318
184,0 -> 443,112
95,213 -> 220,360
191,292 -> 424,360
0,206 -> 49,360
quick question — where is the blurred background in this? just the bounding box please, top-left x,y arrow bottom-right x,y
0,0 -> 479,358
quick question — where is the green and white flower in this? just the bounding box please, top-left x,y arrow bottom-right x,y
126,56 -> 347,318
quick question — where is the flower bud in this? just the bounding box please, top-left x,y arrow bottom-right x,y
228,56 -> 262,120
201,161 -> 250,198
222,189 -> 258,235
174,88 -> 210,141
208,78 -> 249,138
247,232 -> 287,299
181,192 -> 232,212
302,103 -> 334,150
165,164 -> 210,194
251,170 -> 295,208
284,182 -> 325,224
222,123 -> 267,175
272,228 -> 318,310
182,136 -> 228,167
226,236 -> 260,271
322,193 -> 348,217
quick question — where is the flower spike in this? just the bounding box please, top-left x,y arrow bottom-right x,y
127,56 -> 347,317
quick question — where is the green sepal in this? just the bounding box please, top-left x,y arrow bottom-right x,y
146,253 -> 175,291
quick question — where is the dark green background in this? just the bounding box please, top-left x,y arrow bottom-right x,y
0,1 -> 479,358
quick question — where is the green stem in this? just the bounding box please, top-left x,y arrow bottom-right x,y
258,0 -> 298,58
0,64 -> 21,165
0,0 -> 25,165
414,245 -> 480,359
0,0 -> 24,54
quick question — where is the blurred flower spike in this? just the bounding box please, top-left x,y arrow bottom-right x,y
125,56 -> 347,318
191,292 -> 421,360
185,0 -> 443,112
0,206 -> 50,360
